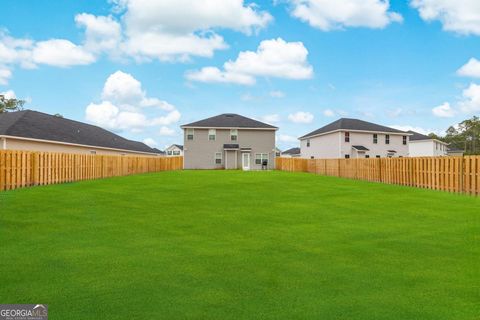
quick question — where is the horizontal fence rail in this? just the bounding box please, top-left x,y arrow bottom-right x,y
0,150 -> 183,191
276,156 -> 480,195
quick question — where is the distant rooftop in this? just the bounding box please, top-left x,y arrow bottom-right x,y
181,113 -> 277,129
300,118 -> 407,140
0,110 -> 158,154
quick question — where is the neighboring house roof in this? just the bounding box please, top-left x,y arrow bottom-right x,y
407,130 -> 448,144
166,144 -> 183,151
0,110 -> 157,154
300,118 -> 408,140
181,113 -> 278,129
152,148 -> 165,155
282,147 -> 300,155
352,145 -> 369,151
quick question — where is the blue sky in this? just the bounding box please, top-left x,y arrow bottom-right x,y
1,0 -> 480,149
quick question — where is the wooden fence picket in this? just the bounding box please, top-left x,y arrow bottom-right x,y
276,156 -> 480,195
0,150 -> 183,191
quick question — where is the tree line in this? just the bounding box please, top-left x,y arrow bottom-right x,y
429,116 -> 480,155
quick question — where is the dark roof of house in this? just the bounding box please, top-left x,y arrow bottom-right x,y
168,144 -> 183,150
352,145 -> 369,151
223,144 -> 239,149
152,148 -> 165,154
300,118 -> 407,139
407,130 -> 431,141
282,147 -> 300,155
181,113 -> 277,129
0,110 -> 158,154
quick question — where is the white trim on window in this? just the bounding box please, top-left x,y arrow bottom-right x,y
215,152 -> 222,164
255,153 -> 268,165
230,129 -> 238,141
186,128 -> 194,140
209,129 -> 216,141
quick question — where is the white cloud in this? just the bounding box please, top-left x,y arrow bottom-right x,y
0,89 -> 16,99
186,38 -> 313,85
259,114 -> 281,124
288,111 -> 314,123
75,13 -> 122,53
432,102 -> 455,118
143,138 -> 157,147
118,0 -> 272,61
458,83 -> 480,113
159,126 -> 175,136
85,71 -> 181,131
457,58 -> 480,78
411,0 -> 480,35
270,90 -> 285,98
289,0 -> 402,31
31,39 -> 96,67
323,109 -> 335,117
0,67 -> 12,85
277,133 -> 298,142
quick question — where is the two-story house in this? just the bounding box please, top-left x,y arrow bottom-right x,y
299,118 -> 411,159
181,114 -> 278,170
407,131 -> 448,157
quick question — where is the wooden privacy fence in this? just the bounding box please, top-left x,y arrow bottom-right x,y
276,156 -> 480,195
0,150 -> 183,191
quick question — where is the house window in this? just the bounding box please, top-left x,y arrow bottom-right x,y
345,154 -> 350,159
167,151 -> 173,155
255,153 -> 268,165
365,155 -> 370,158
215,152 -> 222,164
345,132 -> 350,142
385,134 -> 390,144
376,155 -> 380,158
403,136 -> 407,145
307,139 -> 310,147
173,150 -> 180,156
187,128 -> 194,140
208,129 -> 216,141
230,129 -> 238,141
373,134 -> 378,144
90,150 -> 97,155
311,156 -> 314,159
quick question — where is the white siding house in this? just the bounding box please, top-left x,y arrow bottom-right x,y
408,131 -> 448,157
165,144 -> 183,157
299,118 -> 411,159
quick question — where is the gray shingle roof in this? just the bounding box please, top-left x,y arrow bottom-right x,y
0,110 -> 158,154
181,113 -> 277,129
300,118 -> 407,139
407,130 -> 431,141
282,147 -> 300,155
352,145 -> 369,151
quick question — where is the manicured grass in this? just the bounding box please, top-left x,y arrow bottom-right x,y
0,170 -> 478,319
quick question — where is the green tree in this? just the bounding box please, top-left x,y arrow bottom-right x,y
0,95 -> 25,113
444,116 -> 480,155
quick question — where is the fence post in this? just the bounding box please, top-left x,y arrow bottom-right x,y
460,155 -> 465,194
32,152 -> 39,186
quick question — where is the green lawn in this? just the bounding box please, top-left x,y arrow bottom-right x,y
0,171 -> 478,319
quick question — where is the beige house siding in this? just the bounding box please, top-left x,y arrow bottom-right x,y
3,137 -> 159,156
183,128 -> 276,170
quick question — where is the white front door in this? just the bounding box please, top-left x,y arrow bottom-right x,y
242,153 -> 250,170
